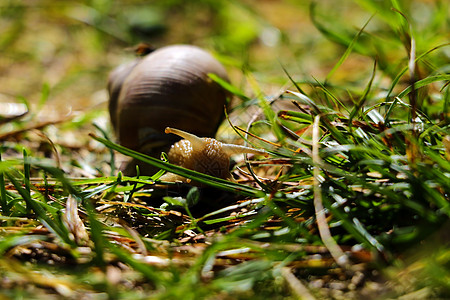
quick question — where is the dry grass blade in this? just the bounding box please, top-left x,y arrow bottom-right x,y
235,125 -> 282,147
63,195 -> 89,245
119,221 -> 148,256
281,267 -> 316,300
312,115 -> 349,268
0,259 -> 87,297
0,118 -> 71,141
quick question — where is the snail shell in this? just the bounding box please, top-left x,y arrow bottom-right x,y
107,45 -> 230,174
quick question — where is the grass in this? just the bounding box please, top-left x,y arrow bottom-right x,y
0,0 -> 449,299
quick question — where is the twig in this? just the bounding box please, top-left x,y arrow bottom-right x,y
281,267 -> 316,300
0,118 -> 71,141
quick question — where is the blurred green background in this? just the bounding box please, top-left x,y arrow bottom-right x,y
1,0 -> 448,176
1,0 -> 447,123
0,2 -> 405,109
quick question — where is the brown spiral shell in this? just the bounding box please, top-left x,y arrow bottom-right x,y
107,45 -> 230,174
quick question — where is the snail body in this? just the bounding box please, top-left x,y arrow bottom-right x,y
107,45 -> 230,174
161,127 -> 267,183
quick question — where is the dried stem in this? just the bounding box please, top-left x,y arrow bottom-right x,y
312,115 -> 349,268
281,267 -> 317,300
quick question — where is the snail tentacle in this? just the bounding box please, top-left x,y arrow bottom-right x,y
165,127 -> 206,150
220,144 -> 268,157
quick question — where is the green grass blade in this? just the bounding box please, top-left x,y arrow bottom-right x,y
0,150 -> 9,215
208,73 -> 250,102
5,173 -> 74,246
277,110 -> 313,124
107,242 -> 167,288
90,134 -> 265,197
83,198 -> 106,266
23,148 -> 31,213
313,80 -> 349,113
397,74 -> 450,99
349,60 -> 377,123
384,43 -> 450,123
279,62 -> 307,94
310,2 -> 365,54
93,123 -> 116,176
326,14 -> 375,82
0,234 -> 49,256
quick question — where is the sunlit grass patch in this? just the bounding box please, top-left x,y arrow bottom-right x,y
0,0 -> 449,299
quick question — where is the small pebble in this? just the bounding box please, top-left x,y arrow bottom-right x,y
329,281 -> 347,290
351,271 -> 365,287
309,279 -> 324,289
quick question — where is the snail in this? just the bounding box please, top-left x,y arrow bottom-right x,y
160,127 -> 267,183
107,44 -> 231,175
